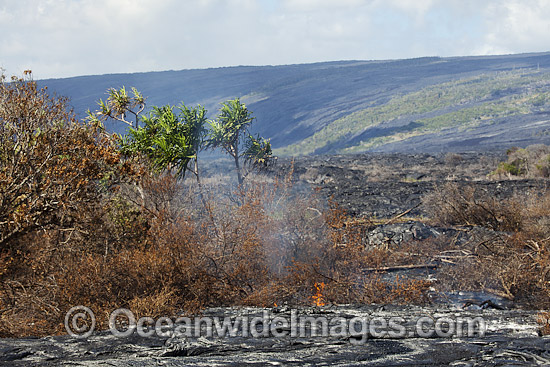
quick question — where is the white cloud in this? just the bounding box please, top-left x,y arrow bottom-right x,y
0,0 -> 549,78
477,0 -> 550,55
382,0 -> 436,24
282,0 -> 366,12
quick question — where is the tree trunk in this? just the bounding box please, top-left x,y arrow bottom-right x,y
234,154 -> 243,185
194,158 -> 201,186
231,144 -> 243,185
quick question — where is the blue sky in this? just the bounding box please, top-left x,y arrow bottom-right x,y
1,0 -> 549,79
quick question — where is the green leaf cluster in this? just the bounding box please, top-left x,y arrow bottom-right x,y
87,86 -> 145,129
206,98 -> 273,184
121,104 -> 207,179
244,134 -> 273,169
206,98 -> 255,155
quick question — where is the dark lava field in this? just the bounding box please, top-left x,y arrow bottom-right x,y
2,152 -> 550,366
1,305 -> 547,366
277,152 -> 548,219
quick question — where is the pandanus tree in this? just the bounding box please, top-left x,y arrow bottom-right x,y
244,134 -> 273,171
207,98 -> 273,185
88,86 -> 145,129
89,87 -> 207,182
90,89 -> 273,186
121,103 -> 207,181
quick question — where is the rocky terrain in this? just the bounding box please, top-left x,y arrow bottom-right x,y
1,305 -> 547,366
2,151 -> 549,366
277,152 -> 548,219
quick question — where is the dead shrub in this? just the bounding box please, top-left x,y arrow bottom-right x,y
444,153 -> 463,166
427,234 -> 550,310
537,312 -> 550,335
423,182 -> 522,231
423,181 -> 550,309
358,274 -> 431,305
128,287 -> 178,320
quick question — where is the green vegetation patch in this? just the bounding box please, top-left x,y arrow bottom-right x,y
277,70 -> 550,155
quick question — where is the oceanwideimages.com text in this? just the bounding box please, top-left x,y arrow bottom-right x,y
65,306 -> 486,343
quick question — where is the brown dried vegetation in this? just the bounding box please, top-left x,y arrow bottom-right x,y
424,182 -> 550,309
0,73 -> 431,337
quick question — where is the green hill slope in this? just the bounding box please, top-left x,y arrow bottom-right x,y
278,70 -> 550,155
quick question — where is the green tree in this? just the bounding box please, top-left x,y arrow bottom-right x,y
208,98 -> 273,185
244,134 -> 273,170
87,86 -> 145,129
121,103 -> 207,181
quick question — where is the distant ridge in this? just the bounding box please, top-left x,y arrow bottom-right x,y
42,52 -> 550,154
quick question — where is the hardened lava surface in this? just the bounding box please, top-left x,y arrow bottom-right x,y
0,305 -> 548,366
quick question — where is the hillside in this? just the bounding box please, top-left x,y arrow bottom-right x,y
42,52 -> 550,155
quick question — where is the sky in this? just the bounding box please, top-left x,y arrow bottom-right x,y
1,0 -> 550,79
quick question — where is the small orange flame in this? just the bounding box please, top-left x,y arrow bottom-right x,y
312,282 -> 326,307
